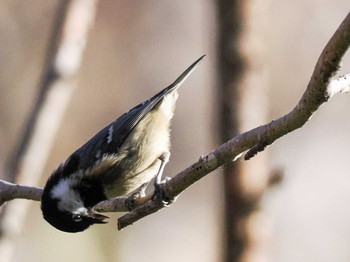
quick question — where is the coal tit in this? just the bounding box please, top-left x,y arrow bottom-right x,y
41,56 -> 204,233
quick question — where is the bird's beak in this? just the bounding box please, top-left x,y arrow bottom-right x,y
87,208 -> 109,224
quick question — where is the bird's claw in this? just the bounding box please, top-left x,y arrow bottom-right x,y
153,177 -> 174,206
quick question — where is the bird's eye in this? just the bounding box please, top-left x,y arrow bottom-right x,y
72,214 -> 82,222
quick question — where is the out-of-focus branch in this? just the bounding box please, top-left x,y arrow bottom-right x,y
0,0 -> 98,260
216,1 -> 269,261
4,0 -> 98,184
4,1 -> 68,184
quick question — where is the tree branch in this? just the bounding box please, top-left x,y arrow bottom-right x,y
1,11 -> 349,231
0,180 -> 42,206
116,11 -> 350,229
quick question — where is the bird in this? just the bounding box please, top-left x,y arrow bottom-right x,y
41,55 -> 205,233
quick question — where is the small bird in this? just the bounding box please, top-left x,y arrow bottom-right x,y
41,55 -> 205,233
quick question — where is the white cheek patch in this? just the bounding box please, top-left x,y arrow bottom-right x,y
51,179 -> 71,199
51,178 -> 83,212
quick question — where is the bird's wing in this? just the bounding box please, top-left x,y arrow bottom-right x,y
70,55 -> 205,171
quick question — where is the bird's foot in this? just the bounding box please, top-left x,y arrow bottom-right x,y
153,176 -> 175,207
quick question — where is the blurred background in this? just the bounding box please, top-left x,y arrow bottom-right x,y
0,1 -> 350,261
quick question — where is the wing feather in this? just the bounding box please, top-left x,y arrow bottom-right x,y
71,55 -> 205,171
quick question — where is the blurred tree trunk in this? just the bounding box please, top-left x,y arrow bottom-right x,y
216,1 -> 270,261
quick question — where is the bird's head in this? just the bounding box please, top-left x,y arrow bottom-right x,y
41,157 -> 109,233
41,195 -> 108,233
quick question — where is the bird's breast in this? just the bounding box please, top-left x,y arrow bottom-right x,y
101,100 -> 175,198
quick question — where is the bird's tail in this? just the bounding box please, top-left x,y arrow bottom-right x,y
159,54 -> 206,97
150,55 -> 206,121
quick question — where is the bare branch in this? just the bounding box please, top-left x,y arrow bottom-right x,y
0,68 -> 349,228
116,11 -> 350,229
1,11 -> 349,233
